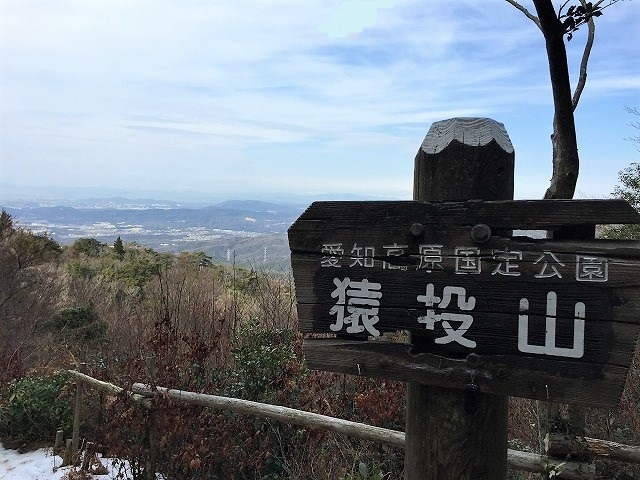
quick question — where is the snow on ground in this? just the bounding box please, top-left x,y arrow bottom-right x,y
0,444 -> 128,480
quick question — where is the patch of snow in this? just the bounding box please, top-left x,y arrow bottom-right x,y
0,444 -> 160,480
0,445 -> 67,480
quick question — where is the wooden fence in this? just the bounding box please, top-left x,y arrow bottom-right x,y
62,369 -> 640,480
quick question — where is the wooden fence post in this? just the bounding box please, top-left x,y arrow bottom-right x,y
405,117 -> 513,479
54,429 -> 64,454
144,355 -> 158,480
71,362 -> 87,465
63,439 -> 73,467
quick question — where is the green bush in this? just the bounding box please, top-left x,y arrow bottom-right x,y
47,305 -> 98,331
67,259 -> 96,278
71,238 -> 105,257
0,371 -> 74,446
230,320 -> 298,400
44,304 -> 107,345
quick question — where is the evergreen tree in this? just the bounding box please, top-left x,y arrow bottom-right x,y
0,209 -> 14,240
72,238 -> 105,257
114,236 -> 125,258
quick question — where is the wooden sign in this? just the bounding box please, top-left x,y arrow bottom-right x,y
288,199 -> 640,407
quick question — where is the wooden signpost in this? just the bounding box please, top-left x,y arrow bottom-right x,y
288,118 -> 640,479
289,199 -> 640,405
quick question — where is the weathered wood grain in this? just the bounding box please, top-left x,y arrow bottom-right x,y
288,200 -> 640,239
68,369 -> 151,409
288,198 -> 640,406
288,120 -> 640,478
298,305 -> 637,365
546,434 -> 640,464
420,117 -> 514,154
408,117 -> 511,480
291,258 -> 640,320
303,339 -> 629,407
413,118 -> 514,203
291,240 -> 640,280
507,449 -> 595,479
131,383 -> 405,448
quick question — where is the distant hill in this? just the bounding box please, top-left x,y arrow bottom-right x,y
213,200 -> 300,212
0,183 -> 395,206
5,203 -> 304,234
1,199 -> 309,269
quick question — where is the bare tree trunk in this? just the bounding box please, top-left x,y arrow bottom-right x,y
533,0 -> 580,199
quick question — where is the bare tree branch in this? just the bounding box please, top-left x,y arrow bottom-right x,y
505,0 -> 542,29
572,0 -> 595,110
626,106 -> 640,152
593,0 -> 622,9
558,0 -> 572,17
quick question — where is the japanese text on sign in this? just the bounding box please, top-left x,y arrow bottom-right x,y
320,242 -> 609,283
328,277 -> 587,359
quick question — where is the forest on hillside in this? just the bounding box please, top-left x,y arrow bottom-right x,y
0,209 -> 638,479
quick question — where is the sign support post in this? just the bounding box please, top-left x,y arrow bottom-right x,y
405,117 -> 512,479
288,117 -> 640,480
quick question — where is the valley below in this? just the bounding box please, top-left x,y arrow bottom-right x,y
1,198 -> 306,269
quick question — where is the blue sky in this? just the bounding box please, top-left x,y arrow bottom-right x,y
1,0 -> 639,201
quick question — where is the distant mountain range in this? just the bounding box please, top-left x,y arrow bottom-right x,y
6,200 -> 305,233
0,183 -> 393,207
1,198 -> 311,269
1,195 -> 547,268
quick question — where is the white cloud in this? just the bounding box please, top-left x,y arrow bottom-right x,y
1,0 -> 639,197
318,0 -> 396,38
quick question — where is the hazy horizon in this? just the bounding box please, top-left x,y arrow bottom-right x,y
2,1 -> 639,201
0,182 -> 401,207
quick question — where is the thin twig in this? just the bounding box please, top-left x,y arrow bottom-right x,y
558,0 -> 572,17
505,0 -> 542,30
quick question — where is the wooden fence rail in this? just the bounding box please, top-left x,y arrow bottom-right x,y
131,382 -> 404,448
67,370 -> 640,480
69,370 -> 151,408
546,433 -> 640,465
